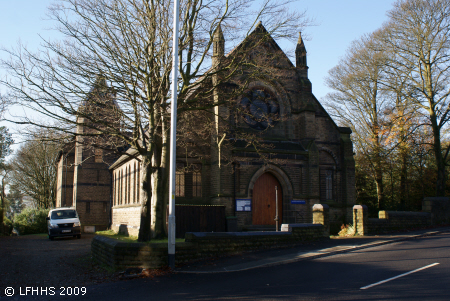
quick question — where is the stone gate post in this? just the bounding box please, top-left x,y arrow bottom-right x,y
353,205 -> 368,235
313,204 -> 330,237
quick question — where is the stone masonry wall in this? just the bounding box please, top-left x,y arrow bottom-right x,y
111,206 -> 141,237
56,153 -> 75,208
73,143 -> 114,231
367,211 -> 431,234
92,223 -> 326,270
422,197 -> 450,225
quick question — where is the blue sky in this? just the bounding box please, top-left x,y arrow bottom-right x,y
0,0 -> 395,98
0,0 -> 395,141
297,0 -> 394,99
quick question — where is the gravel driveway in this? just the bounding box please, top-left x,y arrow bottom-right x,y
0,234 -> 117,296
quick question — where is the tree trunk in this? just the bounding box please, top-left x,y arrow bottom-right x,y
138,155 -> 152,242
373,117 -> 384,210
160,124 -> 170,237
150,143 -> 166,239
400,153 -> 407,210
0,205 -> 4,234
430,113 -> 445,196
149,110 -> 170,239
151,161 -> 169,239
375,169 -> 384,210
1,180 -> 6,232
151,163 -> 164,238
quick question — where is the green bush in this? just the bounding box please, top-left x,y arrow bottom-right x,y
2,216 -> 13,235
13,208 -> 50,235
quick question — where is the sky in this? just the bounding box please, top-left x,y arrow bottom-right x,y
0,0 -> 396,145
296,0 -> 395,99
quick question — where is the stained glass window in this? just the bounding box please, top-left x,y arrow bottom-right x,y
240,88 -> 280,130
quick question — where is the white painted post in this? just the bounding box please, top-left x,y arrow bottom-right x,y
168,0 -> 180,269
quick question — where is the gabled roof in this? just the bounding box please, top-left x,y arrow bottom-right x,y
185,22 -> 295,100
223,21 -> 294,68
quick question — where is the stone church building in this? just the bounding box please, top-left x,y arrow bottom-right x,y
55,79 -> 121,232
56,23 -> 356,235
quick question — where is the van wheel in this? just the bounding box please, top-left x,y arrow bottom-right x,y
77,234 -> 81,239
49,235 -> 54,241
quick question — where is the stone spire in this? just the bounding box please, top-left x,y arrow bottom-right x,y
295,32 -> 307,68
212,24 -> 225,66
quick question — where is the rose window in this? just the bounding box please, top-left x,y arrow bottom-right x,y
240,88 -> 280,131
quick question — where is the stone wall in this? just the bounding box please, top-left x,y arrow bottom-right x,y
367,211 -> 431,234
352,205 -> 432,235
72,126 -> 116,231
422,197 -> 450,225
92,223 -> 327,270
352,198 -> 450,236
111,205 -> 141,237
55,150 -> 75,208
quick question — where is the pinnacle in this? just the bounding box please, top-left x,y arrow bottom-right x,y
296,32 -> 306,54
214,23 -> 224,40
297,32 -> 304,46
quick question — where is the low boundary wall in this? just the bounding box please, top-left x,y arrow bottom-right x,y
368,211 -> 431,234
92,224 -> 327,270
352,205 -> 434,235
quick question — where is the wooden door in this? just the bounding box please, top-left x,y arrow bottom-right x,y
252,173 -> 283,225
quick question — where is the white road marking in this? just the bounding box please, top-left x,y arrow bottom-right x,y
360,263 -> 440,290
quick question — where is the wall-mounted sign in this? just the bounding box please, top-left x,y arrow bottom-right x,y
291,200 -> 306,204
236,199 -> 252,212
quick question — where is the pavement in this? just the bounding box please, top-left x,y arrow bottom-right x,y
175,226 -> 450,274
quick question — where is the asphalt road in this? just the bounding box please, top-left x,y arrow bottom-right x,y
14,232 -> 450,301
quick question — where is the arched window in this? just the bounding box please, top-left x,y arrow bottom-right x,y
325,170 -> 333,200
319,149 -> 336,202
175,163 -> 202,198
127,165 -> 131,204
113,172 -> 116,206
175,163 -> 185,197
137,162 -> 140,203
133,162 -> 136,204
125,166 -> 128,204
119,169 -> 123,205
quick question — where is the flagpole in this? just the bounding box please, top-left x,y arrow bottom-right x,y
168,0 -> 180,269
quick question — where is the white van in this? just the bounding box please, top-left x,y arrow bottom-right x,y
46,207 -> 81,240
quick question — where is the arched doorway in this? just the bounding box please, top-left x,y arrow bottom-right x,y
252,172 -> 283,225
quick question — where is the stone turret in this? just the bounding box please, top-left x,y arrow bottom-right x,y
71,77 -> 122,233
295,32 -> 308,77
212,24 -> 225,66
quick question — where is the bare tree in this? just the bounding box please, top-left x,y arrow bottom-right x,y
0,93 -> 8,120
1,0 -> 310,240
8,131 -> 61,209
0,127 -> 13,231
381,0 -> 450,196
324,32 -> 395,210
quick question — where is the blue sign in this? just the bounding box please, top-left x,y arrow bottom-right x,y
236,199 -> 252,212
291,200 -> 306,204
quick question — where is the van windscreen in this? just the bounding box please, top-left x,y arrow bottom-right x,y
51,210 -> 78,219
